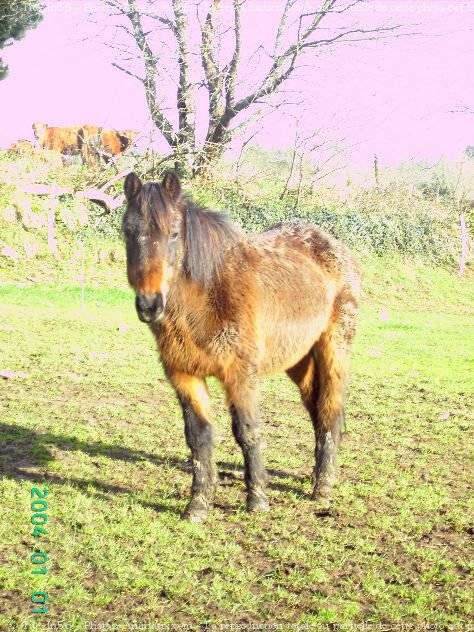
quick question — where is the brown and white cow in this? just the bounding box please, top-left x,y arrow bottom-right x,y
32,122 -> 138,165
78,125 -> 138,165
32,123 -> 81,155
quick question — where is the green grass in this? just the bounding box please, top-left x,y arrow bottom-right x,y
1,262 -> 473,629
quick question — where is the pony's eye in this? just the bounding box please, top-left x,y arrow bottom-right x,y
170,232 -> 179,241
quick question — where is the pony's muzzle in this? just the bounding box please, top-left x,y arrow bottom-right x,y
135,293 -> 164,323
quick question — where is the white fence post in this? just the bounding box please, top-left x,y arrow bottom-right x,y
458,213 -> 467,276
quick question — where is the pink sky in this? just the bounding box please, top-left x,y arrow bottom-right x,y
1,0 -> 473,167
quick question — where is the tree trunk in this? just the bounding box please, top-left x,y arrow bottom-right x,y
194,123 -> 231,176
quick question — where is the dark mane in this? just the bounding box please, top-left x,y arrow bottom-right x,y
142,181 -> 242,288
184,199 -> 243,287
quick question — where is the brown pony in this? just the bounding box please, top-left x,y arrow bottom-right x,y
123,172 -> 361,522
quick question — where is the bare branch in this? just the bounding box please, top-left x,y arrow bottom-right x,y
296,24 -> 406,50
98,168 -> 135,192
449,105 -> 474,115
224,0 -> 242,111
76,189 -> 125,211
274,0 -> 298,55
199,0 -> 229,152
124,0 -> 178,148
111,62 -> 143,83
231,0 -> 336,116
173,0 -> 196,155
229,100 -> 291,140
102,0 -> 125,12
200,0 -> 220,90
142,12 -> 177,35
235,126 -> 263,184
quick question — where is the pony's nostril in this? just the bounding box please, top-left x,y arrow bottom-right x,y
135,293 -> 164,320
137,294 -> 153,311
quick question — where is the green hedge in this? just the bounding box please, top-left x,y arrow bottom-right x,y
194,181 -> 457,265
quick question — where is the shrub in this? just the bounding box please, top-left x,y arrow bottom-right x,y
0,151 -> 469,270
193,176 -> 459,265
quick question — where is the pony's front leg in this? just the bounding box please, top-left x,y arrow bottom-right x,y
227,382 -> 269,512
169,372 -> 217,522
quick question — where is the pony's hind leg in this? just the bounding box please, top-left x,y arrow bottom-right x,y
287,310 -> 355,505
226,379 -> 269,512
313,299 -> 357,502
286,352 -> 321,484
168,371 -> 217,522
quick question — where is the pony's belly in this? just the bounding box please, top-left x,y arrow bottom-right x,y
257,315 -> 327,375
253,251 -> 335,374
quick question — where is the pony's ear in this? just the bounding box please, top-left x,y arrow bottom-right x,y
124,172 -> 142,201
162,171 -> 181,199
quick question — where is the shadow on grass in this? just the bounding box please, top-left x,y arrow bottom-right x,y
0,423 -> 307,513
0,423 -> 175,513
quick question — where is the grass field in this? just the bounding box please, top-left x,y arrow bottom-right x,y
1,260 -> 473,630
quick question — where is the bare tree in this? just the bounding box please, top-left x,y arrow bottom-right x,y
279,106 -> 347,202
101,0 -> 403,177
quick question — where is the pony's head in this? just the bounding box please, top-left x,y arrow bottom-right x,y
123,171 -> 184,323
32,122 -> 47,143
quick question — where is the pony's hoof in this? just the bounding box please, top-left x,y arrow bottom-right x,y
247,493 -> 269,513
311,486 -> 333,505
182,500 -> 209,523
